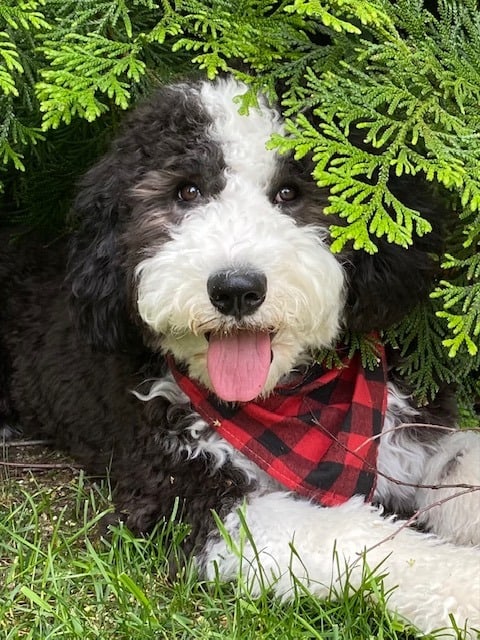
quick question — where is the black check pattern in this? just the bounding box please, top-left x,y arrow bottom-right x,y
170,349 -> 387,506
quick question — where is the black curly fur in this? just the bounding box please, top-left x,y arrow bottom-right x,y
0,79 -> 452,561
66,83 -> 220,352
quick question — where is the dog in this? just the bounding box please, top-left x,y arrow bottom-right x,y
1,77 -> 479,637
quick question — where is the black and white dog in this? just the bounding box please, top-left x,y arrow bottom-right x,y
1,77 -> 479,637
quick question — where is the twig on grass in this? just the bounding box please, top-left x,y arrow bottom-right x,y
0,460 -> 81,473
2,439 -> 52,447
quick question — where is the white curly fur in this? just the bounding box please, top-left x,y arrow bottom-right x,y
201,493 -> 480,638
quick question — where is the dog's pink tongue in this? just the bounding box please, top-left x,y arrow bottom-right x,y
207,331 -> 271,402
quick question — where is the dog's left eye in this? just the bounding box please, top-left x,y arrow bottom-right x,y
273,186 -> 298,204
178,184 -> 201,202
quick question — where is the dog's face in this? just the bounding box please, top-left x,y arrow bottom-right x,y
130,79 -> 345,400
68,77 -> 443,401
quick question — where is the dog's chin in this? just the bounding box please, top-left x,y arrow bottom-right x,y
161,329 -> 310,403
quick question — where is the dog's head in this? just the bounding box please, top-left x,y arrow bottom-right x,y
68,77 -> 443,401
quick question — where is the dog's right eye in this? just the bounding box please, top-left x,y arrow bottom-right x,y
178,184 -> 201,202
273,186 -> 298,204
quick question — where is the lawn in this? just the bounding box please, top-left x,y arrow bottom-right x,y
0,442 -> 456,640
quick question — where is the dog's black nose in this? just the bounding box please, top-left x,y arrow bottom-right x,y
207,269 -> 267,319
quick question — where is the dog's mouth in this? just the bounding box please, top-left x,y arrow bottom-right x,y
206,330 -> 273,403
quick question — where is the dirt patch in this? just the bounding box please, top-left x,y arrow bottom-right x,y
1,440 -> 102,516
1,440 -> 79,484
1,439 -> 115,552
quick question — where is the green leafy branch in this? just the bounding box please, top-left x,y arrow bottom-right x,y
165,0 -> 310,80
270,18 -> 480,251
37,35 -> 145,127
284,0 -> 390,32
432,252 -> 480,358
317,331 -> 384,372
0,0 -> 49,179
384,300 -> 456,404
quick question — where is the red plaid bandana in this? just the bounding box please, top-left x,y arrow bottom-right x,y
169,348 -> 387,506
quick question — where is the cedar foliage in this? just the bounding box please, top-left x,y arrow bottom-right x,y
1,0 -> 479,422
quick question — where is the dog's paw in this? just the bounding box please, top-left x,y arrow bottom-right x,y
98,511 -> 128,537
416,430 -> 480,546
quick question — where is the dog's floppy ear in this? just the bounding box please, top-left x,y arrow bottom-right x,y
344,238 -> 438,332
66,81 -> 206,352
67,149 -> 136,352
343,180 -> 447,333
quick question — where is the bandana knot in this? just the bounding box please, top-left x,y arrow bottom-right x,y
169,348 -> 387,506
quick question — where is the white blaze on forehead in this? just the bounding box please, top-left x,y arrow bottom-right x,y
199,79 -> 283,188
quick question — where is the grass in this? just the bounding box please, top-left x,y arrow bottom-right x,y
0,457 -> 457,640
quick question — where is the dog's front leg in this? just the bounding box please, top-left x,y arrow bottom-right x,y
200,491 -> 480,638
